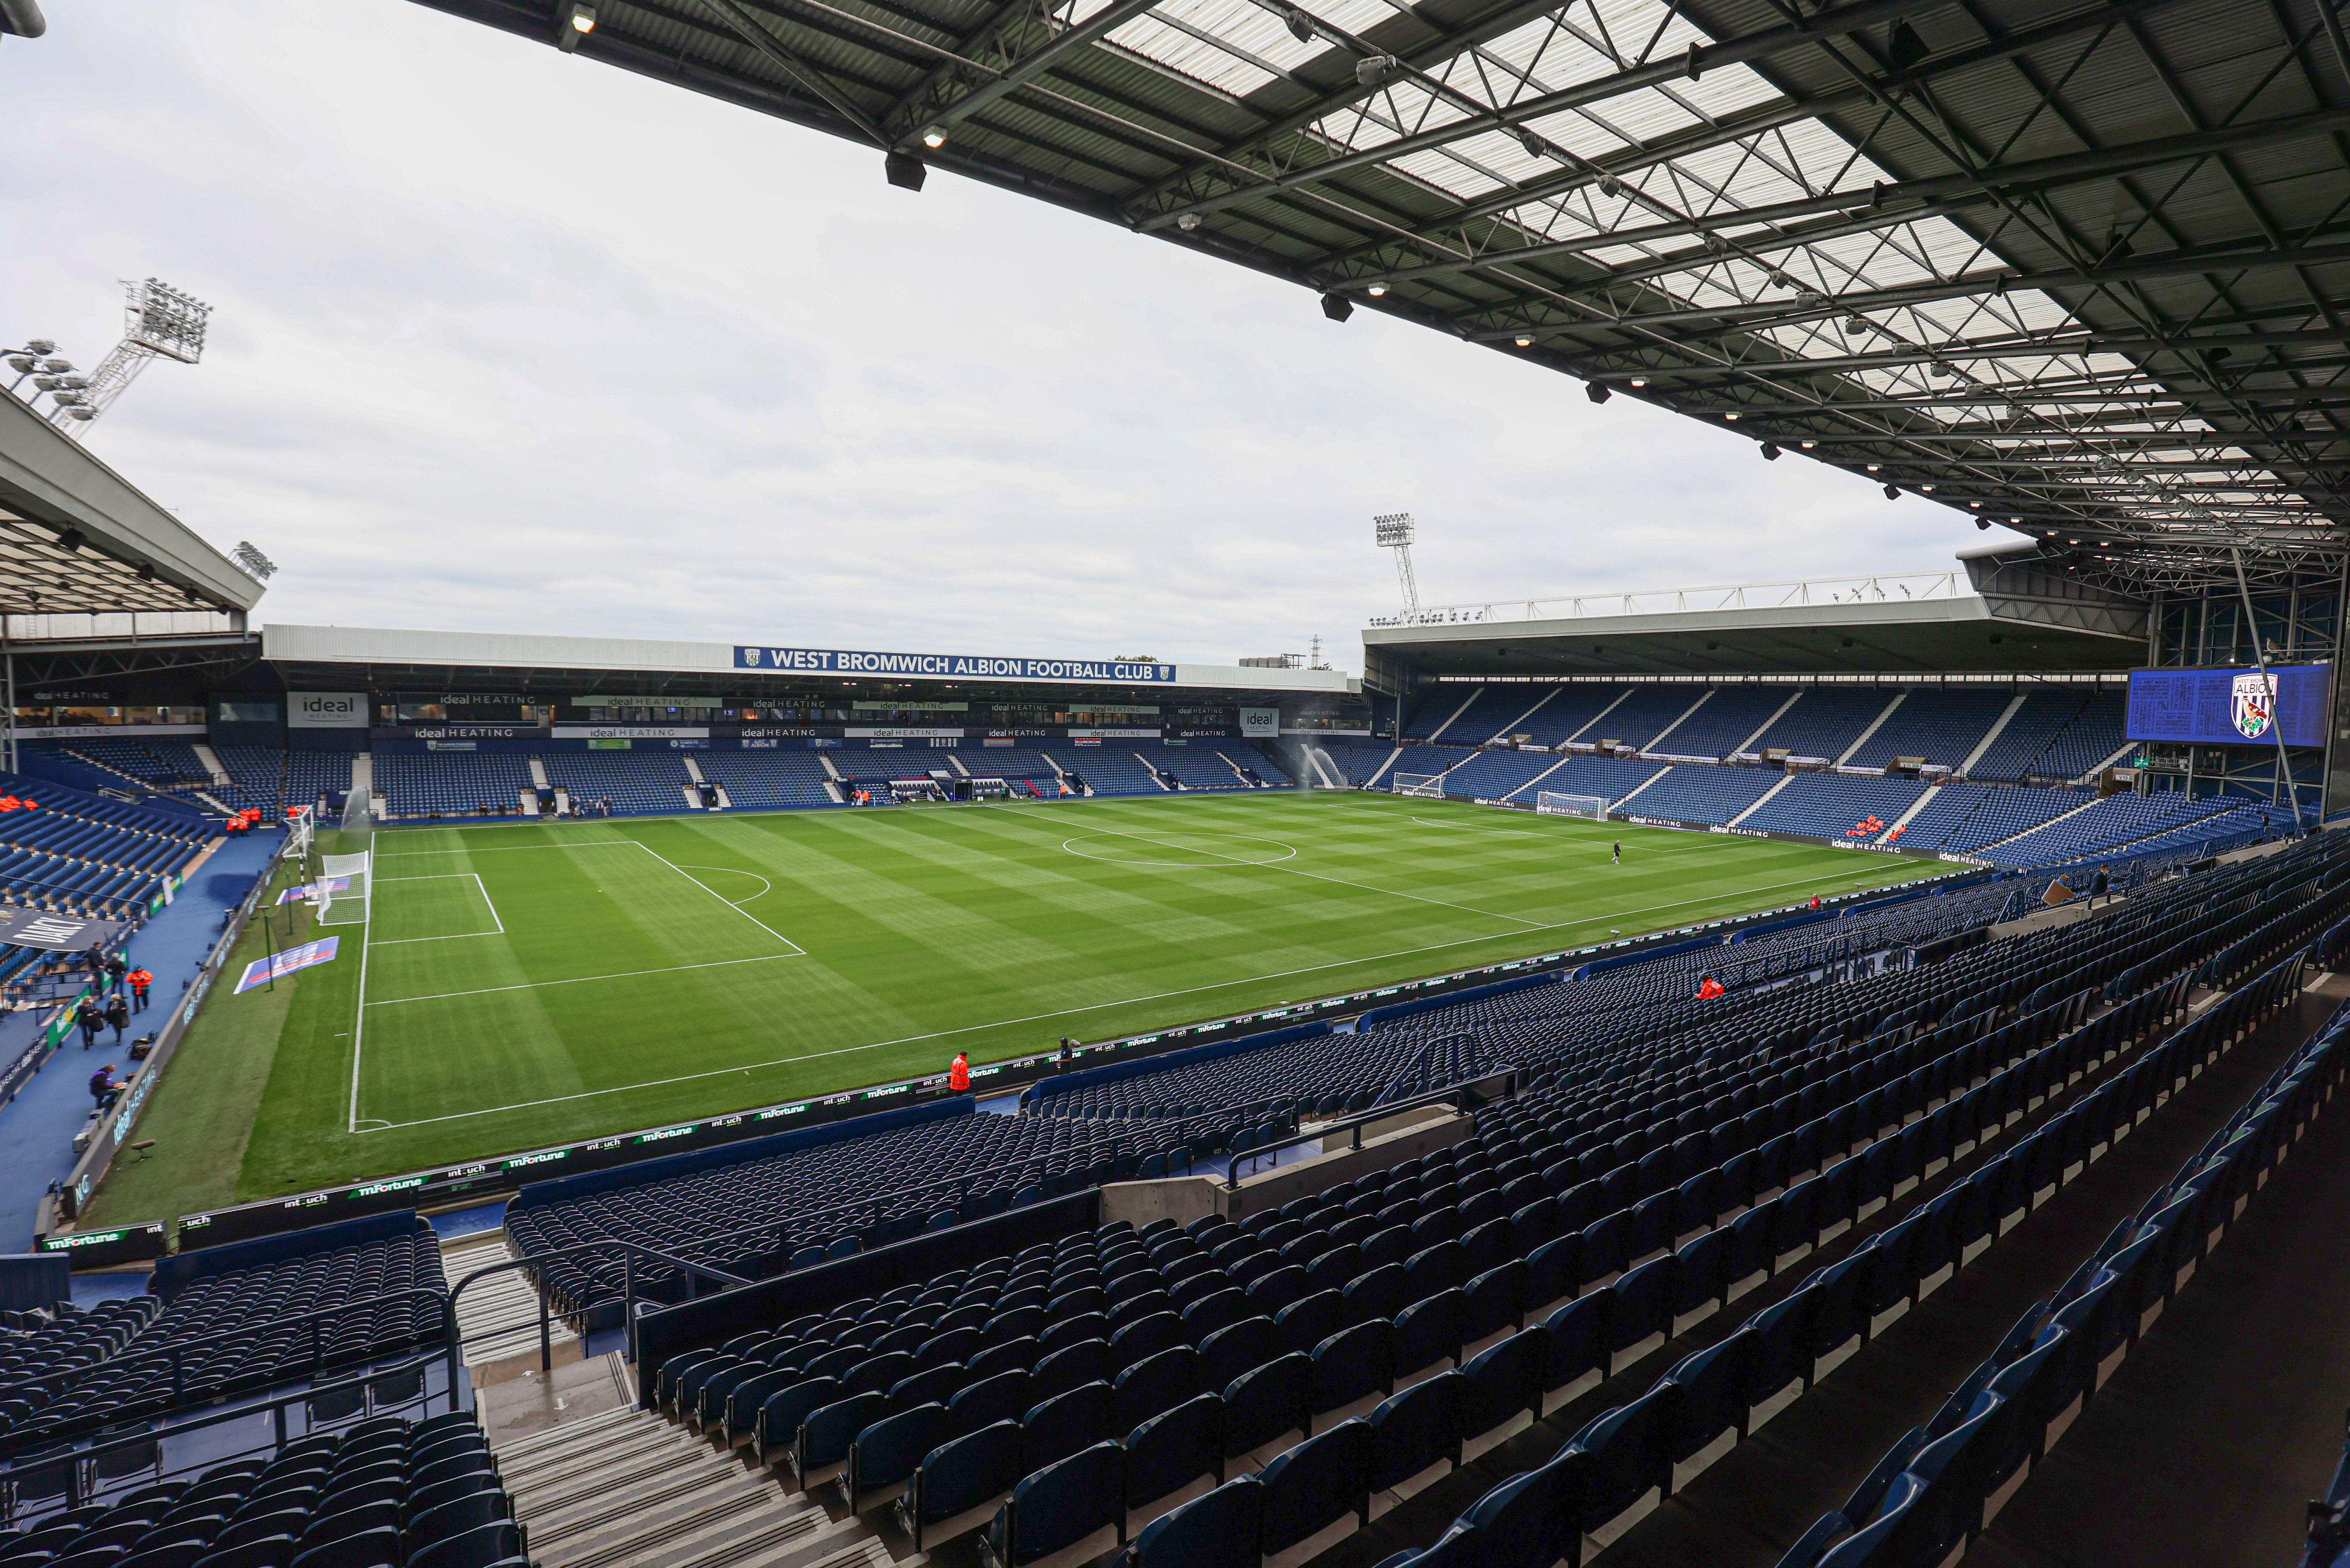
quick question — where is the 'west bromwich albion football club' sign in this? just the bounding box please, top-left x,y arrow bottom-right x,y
736,647 -> 1177,683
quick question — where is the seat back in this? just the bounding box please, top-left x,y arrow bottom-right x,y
1197,1316 -> 1278,1394
1660,1328 -> 1754,1464
991,1441 -> 1124,1566
1022,1380 -> 1116,1472
849,1402 -> 955,1505
1309,1320 -> 1393,1417
1365,1372 -> 1460,1493
799,1391 -> 892,1473
950,1369 -> 1034,1437
1221,1353 -> 1310,1457
911,1419 -> 1022,1534
1257,1419 -> 1371,1556
1459,1325 -> 1547,1440
1124,1393 -> 1223,1511
1115,1347 -> 1203,1433
1127,1474 -> 1262,1568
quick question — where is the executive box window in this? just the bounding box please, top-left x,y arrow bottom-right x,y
14,705 -> 204,727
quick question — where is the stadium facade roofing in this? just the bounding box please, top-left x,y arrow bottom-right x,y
408,0 -> 2350,596
0,393 -> 262,625
1361,542 -> 2155,678
260,623 -> 1357,692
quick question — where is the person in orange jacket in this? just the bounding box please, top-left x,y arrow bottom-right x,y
1696,974 -> 1725,1000
127,968 -> 153,1012
948,1052 -> 971,1092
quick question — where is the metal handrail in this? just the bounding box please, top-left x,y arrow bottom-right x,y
0,1342 -> 453,1519
0,1285 -> 451,1417
445,1237 -> 752,1379
1220,1070 -> 1517,1189
503,1110 -> 1235,1304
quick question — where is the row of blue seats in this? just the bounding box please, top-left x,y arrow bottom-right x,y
667,879 -> 2331,1561
697,914 -> 2303,1568
1088,950 -> 2316,1568
1781,960 -> 2336,1568
0,1413 -> 514,1568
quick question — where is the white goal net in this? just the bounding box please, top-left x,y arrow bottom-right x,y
1538,791 -> 1611,821
314,851 -> 372,926
1391,772 -> 1449,799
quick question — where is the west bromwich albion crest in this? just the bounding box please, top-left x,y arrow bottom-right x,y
2231,671 -> 2276,740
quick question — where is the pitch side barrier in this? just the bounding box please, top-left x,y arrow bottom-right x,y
145,868 -> 1973,1259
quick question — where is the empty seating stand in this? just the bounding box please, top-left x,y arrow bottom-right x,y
0,1412 -> 513,1568
0,773 -> 213,919
0,1223 -> 448,1452
629,835 -> 2350,1568
372,755 -> 539,821
537,753 -> 694,816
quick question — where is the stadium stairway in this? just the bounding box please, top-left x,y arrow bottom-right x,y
496,1401 -> 900,1568
443,1227 -> 581,1368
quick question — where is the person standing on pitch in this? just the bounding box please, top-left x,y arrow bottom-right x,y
949,1052 -> 971,1093
1611,841 -> 1621,865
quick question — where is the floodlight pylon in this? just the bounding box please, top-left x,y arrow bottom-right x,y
1374,512 -> 1420,613
55,279 -> 210,439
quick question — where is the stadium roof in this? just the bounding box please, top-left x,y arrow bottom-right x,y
0,392 -> 262,626
410,0 -> 2350,597
1361,547 -> 2150,676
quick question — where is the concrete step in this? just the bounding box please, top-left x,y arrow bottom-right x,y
500,1412 -> 685,1488
493,1398 -> 641,1459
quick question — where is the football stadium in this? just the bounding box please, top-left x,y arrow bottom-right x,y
10,1 -> 2350,1566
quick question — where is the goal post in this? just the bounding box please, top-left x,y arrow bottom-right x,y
1391,772 -> 1449,799
314,851 -> 372,926
1537,791 -> 1611,821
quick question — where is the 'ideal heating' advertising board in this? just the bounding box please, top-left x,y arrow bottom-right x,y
2124,664 -> 2330,747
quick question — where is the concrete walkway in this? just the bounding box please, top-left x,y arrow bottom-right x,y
0,828 -> 285,1253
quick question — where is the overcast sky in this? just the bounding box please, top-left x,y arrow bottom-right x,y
5,2 -> 1989,671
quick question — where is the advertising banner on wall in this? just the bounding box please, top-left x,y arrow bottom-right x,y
288,692 -> 370,729
551,726 -> 709,741
1239,707 -> 1280,738
736,646 -> 1177,683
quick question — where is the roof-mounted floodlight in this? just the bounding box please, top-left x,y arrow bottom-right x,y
559,4 -> 594,50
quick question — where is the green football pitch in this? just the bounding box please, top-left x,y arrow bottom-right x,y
91,790 -> 1940,1222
